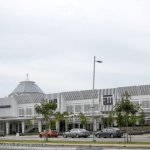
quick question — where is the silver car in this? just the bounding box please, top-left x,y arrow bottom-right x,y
63,129 -> 90,138
95,127 -> 123,138
0,130 -> 5,137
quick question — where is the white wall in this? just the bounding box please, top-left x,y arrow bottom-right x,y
0,97 -> 17,117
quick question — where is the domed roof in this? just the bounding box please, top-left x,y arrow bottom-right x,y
9,74 -> 44,97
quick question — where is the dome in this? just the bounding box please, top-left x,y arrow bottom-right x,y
9,75 -> 44,97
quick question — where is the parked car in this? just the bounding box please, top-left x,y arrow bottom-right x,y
0,130 -> 5,137
39,129 -> 58,138
63,128 -> 90,138
95,127 -> 123,138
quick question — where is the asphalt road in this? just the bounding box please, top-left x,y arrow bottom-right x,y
0,135 -> 150,142
0,146 -> 150,150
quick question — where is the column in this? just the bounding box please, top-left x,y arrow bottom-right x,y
38,120 -> 42,133
136,118 -> 139,125
78,124 -> 80,128
0,122 -> 1,130
22,121 -> 25,133
73,123 -> 75,128
6,122 -> 10,135
87,124 -> 90,130
83,125 -> 86,129
65,121 -> 68,131
90,123 -> 92,131
114,120 -> 117,126
56,120 -> 60,132
18,122 -> 20,133
14,124 -> 16,132
94,118 -> 97,131
12,124 -> 14,132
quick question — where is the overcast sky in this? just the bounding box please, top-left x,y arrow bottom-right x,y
1,0 -> 150,96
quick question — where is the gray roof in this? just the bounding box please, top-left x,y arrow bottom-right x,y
9,78 -> 44,96
13,93 -> 46,104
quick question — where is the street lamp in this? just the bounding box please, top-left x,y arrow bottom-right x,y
92,56 -> 102,142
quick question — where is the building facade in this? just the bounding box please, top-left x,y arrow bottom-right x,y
0,76 -> 150,134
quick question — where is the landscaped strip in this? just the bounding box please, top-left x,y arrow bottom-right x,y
0,140 -> 150,145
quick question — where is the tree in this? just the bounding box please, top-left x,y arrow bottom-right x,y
114,92 -> 141,142
101,116 -> 106,129
139,109 -> 145,130
34,99 -> 56,141
78,113 -> 87,127
107,110 -> 114,127
26,120 -> 32,128
54,111 -> 73,131
54,111 -> 71,122
129,113 -> 137,128
116,112 -> 125,129
65,118 -> 72,131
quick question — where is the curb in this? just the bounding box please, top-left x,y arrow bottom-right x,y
0,142 -> 150,148
45,143 -> 150,148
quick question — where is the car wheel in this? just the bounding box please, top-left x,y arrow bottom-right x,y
39,134 -> 42,138
55,136 -> 58,138
84,136 -> 87,138
117,136 -> 121,138
63,134 -> 67,138
76,134 -> 80,138
97,134 -> 100,138
110,133 -> 114,138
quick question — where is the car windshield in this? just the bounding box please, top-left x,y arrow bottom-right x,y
79,129 -> 86,131
113,128 -> 119,130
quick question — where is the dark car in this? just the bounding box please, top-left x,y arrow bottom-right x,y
0,130 -> 5,137
95,127 -> 123,138
63,129 -> 90,138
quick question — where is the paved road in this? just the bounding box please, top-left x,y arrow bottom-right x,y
0,146 -> 150,150
0,135 -> 150,142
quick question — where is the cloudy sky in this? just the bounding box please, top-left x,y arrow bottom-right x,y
0,0 -> 150,96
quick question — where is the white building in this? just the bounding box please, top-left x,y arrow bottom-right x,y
0,76 -> 150,134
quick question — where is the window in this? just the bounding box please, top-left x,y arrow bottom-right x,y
49,99 -> 58,109
0,105 -> 11,108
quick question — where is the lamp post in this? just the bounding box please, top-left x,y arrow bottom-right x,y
92,56 -> 102,142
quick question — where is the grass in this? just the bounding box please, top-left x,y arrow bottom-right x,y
0,140 -> 150,145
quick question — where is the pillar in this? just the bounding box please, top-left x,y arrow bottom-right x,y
18,122 -> 20,133
78,124 -> 80,128
0,122 -> 1,130
83,125 -> 86,129
14,123 -> 16,132
87,124 -> 90,130
56,120 -> 60,132
90,123 -> 92,130
136,119 -> 139,125
114,120 -> 117,126
22,121 -> 25,133
65,121 -> 68,131
94,118 -> 97,131
73,123 -> 75,128
6,122 -> 10,135
12,123 -> 15,132
38,120 -> 42,133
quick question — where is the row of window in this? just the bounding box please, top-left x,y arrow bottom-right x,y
0,105 -> 11,108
